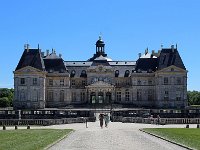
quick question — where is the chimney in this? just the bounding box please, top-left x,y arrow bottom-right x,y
26,44 -> 30,52
46,50 -> 49,56
171,45 -> 175,52
41,52 -> 45,57
138,53 -> 141,58
59,54 -> 62,58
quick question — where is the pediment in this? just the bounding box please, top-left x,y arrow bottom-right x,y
14,66 -> 44,74
157,65 -> 187,73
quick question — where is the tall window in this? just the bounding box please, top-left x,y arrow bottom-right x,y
49,79 -> 53,86
33,89 -> 38,101
71,80 -> 75,86
81,92 -> 85,101
82,80 -> 86,86
137,89 -> 142,100
60,90 -> 64,101
48,91 -> 53,101
148,80 -> 152,85
164,91 -> 169,101
72,92 -> 76,101
125,89 -> 130,101
176,91 -> 181,101
20,78 -> 25,85
148,90 -> 153,101
33,78 -> 37,85
164,77 -> 168,85
20,90 -> 25,101
137,80 -> 141,85
116,91 -> 121,101
177,77 -> 181,85
60,79 -> 64,86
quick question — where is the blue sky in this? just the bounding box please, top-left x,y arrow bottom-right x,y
0,0 -> 199,91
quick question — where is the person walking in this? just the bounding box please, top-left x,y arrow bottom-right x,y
104,114 -> 110,127
99,114 -> 104,128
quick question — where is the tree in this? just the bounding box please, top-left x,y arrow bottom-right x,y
0,88 -> 14,107
188,91 -> 200,105
0,97 -> 10,107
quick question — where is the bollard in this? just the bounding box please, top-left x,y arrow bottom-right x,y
197,124 -> 199,128
15,125 -> 18,130
3,125 -> 6,130
186,124 -> 189,128
27,125 -> 30,129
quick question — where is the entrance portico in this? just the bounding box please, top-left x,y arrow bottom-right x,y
86,81 -> 115,104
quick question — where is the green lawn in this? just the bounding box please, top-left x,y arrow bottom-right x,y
0,129 -> 73,150
143,128 -> 200,150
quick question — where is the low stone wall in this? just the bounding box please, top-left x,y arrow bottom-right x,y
122,117 -> 200,124
0,117 -> 96,126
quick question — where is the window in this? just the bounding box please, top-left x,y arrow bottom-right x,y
71,80 -> 75,86
116,80 -> 120,86
148,90 -> 153,101
116,91 -> 121,101
164,91 -> 169,101
82,80 -> 86,86
125,80 -> 130,86
72,92 -> 76,101
137,89 -> 142,100
125,89 -> 130,101
33,89 -> 38,101
33,78 -> 37,85
20,78 -> 25,85
148,80 -> 152,85
60,79 -> 64,86
177,77 -> 181,85
164,77 -> 168,85
60,90 -> 64,101
115,70 -> 119,77
47,91 -> 53,101
137,80 -> 141,85
176,91 -> 181,101
20,90 -> 25,101
81,92 -> 85,101
49,79 -> 53,86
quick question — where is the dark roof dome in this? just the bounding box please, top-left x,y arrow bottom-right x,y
96,36 -> 105,45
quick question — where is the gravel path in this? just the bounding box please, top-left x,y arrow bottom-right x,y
47,121 -> 188,150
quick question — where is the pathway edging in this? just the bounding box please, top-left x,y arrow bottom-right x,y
139,129 -> 193,150
44,130 -> 74,150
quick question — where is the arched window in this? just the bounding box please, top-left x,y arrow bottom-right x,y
80,70 -> 87,77
115,70 -> 119,77
124,70 -> 130,77
71,70 -> 76,77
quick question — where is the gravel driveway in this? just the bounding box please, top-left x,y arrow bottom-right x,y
47,121 -> 188,150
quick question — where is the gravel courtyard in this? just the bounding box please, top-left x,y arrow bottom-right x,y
45,121 -> 189,150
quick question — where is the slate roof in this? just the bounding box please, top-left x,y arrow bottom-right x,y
43,57 -> 67,72
135,58 -> 158,72
158,48 -> 186,70
15,49 -> 44,71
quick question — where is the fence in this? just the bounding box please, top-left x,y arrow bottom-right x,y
0,117 -> 96,126
121,117 -> 200,124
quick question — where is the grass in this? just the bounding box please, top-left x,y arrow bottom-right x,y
143,128 -> 200,149
0,129 -> 73,150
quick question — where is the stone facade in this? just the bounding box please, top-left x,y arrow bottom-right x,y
13,37 -> 187,109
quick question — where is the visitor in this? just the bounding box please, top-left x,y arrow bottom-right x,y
157,115 -> 160,125
99,114 -> 104,128
104,114 -> 110,127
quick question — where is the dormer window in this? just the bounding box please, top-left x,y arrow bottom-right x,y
124,70 -> 130,77
71,70 -> 76,77
115,70 -> 119,77
80,70 -> 87,77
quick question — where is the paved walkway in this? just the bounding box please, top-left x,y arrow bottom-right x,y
45,121 -> 189,150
